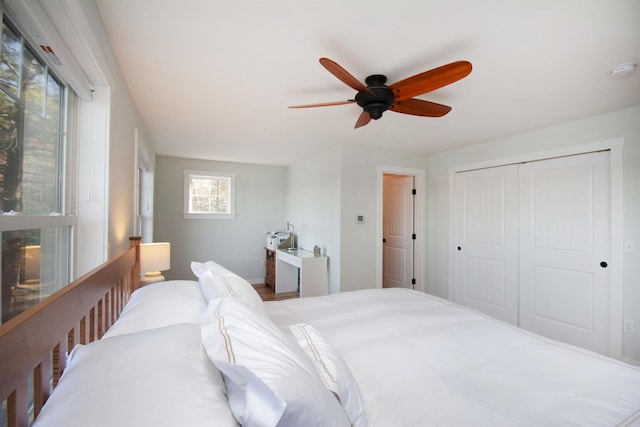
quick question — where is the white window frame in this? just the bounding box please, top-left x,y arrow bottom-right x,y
0,8 -> 75,318
183,170 -> 236,219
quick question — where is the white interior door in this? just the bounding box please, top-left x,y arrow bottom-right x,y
454,165 -> 519,324
519,151 -> 610,353
383,174 -> 414,288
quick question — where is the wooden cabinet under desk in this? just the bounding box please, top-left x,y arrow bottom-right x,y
272,249 -> 328,297
264,248 -> 276,288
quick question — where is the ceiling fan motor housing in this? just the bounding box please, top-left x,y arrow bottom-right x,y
356,75 -> 394,120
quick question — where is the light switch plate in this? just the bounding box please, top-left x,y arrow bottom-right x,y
624,319 -> 634,334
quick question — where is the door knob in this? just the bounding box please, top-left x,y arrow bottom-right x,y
600,261 -> 608,268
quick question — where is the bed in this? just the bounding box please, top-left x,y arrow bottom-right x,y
1,239 -> 639,427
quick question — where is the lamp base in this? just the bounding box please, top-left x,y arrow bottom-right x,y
140,271 -> 165,286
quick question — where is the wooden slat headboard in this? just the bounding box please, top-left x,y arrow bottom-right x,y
0,237 -> 141,427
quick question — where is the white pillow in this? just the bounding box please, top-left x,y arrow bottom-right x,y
103,280 -> 207,338
198,270 -> 267,317
190,260 -> 233,277
290,323 -> 368,427
201,298 -> 350,427
33,323 -> 239,427
190,260 -> 266,315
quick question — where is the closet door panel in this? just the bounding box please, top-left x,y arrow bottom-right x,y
519,151 -> 610,353
454,165 -> 519,325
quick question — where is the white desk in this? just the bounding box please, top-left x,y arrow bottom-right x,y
275,249 -> 328,297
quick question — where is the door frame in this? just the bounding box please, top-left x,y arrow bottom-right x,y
376,165 -> 426,291
448,137 -> 624,358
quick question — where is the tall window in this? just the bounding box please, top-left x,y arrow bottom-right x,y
135,130 -> 154,241
0,17 -> 72,323
184,170 -> 236,219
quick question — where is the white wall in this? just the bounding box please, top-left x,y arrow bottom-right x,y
285,143 -> 430,293
425,105 -> 640,364
153,156 -> 287,283
107,79 -> 147,256
285,146 -> 342,293
339,144 -> 430,292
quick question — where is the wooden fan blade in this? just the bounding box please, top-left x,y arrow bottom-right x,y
354,111 -> 372,129
389,61 -> 472,102
288,100 -> 355,108
320,58 -> 374,95
390,98 -> 452,117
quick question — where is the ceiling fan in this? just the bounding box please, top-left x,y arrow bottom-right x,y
289,58 -> 472,129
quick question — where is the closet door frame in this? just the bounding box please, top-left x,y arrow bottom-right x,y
448,138 -> 624,358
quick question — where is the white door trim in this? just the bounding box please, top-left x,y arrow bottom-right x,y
376,165 -> 426,291
447,138 -> 624,358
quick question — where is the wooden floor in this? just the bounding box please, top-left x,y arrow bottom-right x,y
252,283 -> 299,301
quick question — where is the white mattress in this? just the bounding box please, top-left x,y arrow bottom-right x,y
266,288 -> 640,426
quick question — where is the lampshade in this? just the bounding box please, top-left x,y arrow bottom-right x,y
140,242 -> 171,273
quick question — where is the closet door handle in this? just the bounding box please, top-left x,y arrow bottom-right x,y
600,261 -> 608,268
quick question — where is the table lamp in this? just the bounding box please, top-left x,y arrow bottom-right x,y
140,242 -> 170,285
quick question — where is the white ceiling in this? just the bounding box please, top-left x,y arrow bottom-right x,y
95,0 -> 640,167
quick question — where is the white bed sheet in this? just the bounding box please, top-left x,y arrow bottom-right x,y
266,288 -> 640,426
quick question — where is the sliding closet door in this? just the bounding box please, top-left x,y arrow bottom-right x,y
454,165 -> 519,325
519,151 -> 610,353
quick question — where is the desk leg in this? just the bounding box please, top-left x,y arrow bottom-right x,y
299,261 -> 328,297
275,259 -> 299,293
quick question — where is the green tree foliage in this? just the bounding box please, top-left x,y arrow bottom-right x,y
0,20 -> 63,322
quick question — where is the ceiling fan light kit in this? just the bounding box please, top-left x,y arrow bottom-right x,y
355,75 -> 394,120
289,57 -> 472,129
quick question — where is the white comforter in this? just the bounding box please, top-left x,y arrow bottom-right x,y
266,288 -> 640,427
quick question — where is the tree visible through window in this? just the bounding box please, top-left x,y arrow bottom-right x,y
0,17 -> 71,323
184,170 -> 236,218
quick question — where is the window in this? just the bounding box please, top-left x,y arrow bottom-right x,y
0,17 -> 73,323
184,170 -> 236,219
135,129 -> 154,240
